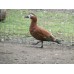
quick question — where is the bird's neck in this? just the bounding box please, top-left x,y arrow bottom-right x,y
30,20 -> 37,28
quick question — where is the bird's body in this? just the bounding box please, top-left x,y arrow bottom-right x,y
25,13 -> 61,48
30,23 -> 55,41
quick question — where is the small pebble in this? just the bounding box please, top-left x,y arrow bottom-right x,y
1,38 -> 4,42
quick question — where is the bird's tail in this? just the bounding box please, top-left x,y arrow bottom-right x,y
55,39 -> 61,44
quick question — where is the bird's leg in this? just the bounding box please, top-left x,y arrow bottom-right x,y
40,41 -> 43,48
32,40 -> 43,48
32,40 -> 41,45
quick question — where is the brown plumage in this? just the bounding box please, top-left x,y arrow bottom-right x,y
25,13 -> 61,48
0,9 -> 6,22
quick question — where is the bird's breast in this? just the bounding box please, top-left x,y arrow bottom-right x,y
30,27 -> 36,35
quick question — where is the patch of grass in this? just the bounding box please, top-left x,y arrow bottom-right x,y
0,9 -> 74,41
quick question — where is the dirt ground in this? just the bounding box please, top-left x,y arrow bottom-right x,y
0,37 -> 74,64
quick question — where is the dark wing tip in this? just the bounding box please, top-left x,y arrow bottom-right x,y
55,39 -> 61,44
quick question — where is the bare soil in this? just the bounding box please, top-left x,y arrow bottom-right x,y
0,37 -> 74,64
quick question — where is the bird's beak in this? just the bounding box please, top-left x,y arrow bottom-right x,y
24,15 -> 29,18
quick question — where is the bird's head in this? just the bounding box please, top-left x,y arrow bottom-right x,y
25,13 -> 37,22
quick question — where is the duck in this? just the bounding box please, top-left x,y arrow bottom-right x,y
25,13 -> 61,48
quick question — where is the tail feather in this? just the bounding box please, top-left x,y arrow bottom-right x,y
45,36 -> 61,44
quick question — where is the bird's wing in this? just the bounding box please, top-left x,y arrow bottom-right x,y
34,26 -> 55,41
